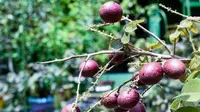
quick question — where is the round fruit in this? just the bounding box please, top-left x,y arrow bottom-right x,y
129,102 -> 146,112
101,92 -> 118,108
139,62 -> 163,85
117,88 -> 140,109
114,107 -> 128,112
61,104 -> 81,112
163,59 -> 186,79
79,60 -> 99,77
108,53 -> 124,64
99,1 -> 123,23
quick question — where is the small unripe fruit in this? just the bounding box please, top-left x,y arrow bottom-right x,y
163,59 -> 186,79
61,104 -> 81,112
79,60 -> 99,77
99,1 -> 123,23
139,62 -> 163,85
101,92 -> 118,108
129,102 -> 146,112
117,88 -> 140,109
108,53 -> 124,64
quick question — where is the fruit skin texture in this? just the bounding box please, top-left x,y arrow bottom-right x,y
79,60 -> 99,77
114,107 -> 128,112
61,104 -> 81,112
129,102 -> 146,112
163,59 -> 186,79
139,62 -> 163,85
101,92 -> 118,108
108,53 -> 124,64
117,88 -> 140,109
99,1 -> 123,23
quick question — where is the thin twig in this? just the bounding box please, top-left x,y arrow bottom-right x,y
73,56 -> 90,112
173,41 -> 177,56
39,50 -> 123,64
117,73 -> 139,93
187,29 -> 196,51
141,85 -> 154,97
86,100 -> 101,112
123,16 -> 172,55
159,4 -> 200,23
40,50 -> 190,64
88,27 -> 116,39
87,22 -> 113,28
86,87 -> 119,112
86,78 -> 134,112
78,60 -> 112,102
159,4 -> 188,18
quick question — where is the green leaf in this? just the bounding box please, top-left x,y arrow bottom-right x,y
176,106 -> 200,112
175,93 -> 200,102
146,41 -> 163,49
169,31 -> 180,43
124,19 -> 144,33
121,33 -> 130,44
170,99 -> 181,111
110,39 -> 123,49
181,79 -> 200,93
186,71 -> 200,82
189,55 -> 200,71
178,28 -> 189,37
191,51 -> 200,56
124,22 -> 137,33
190,24 -> 199,34
179,19 -> 193,29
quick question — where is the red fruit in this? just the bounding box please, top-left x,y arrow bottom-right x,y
99,1 -> 123,23
163,59 -> 186,79
79,60 -> 99,77
108,53 -> 124,64
137,77 -> 145,86
139,62 -> 163,85
129,102 -> 146,112
101,92 -> 118,108
114,107 -> 128,112
61,104 -> 81,112
117,88 -> 140,109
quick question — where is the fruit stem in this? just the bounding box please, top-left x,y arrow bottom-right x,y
141,85 -> 154,97
173,40 -> 177,56
78,59 -> 112,102
187,28 -> 196,51
122,16 -> 173,55
117,73 -> 139,93
73,56 -> 90,112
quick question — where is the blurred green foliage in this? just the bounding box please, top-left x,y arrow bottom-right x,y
0,0 -> 124,72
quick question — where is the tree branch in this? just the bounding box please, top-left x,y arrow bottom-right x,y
73,56 -> 90,112
39,50 -> 124,64
122,16 -> 172,55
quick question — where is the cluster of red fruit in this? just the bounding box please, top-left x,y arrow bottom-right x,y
102,88 -> 145,112
61,1 -> 186,112
101,58 -> 186,112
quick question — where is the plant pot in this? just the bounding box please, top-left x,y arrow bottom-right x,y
28,96 -> 54,112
